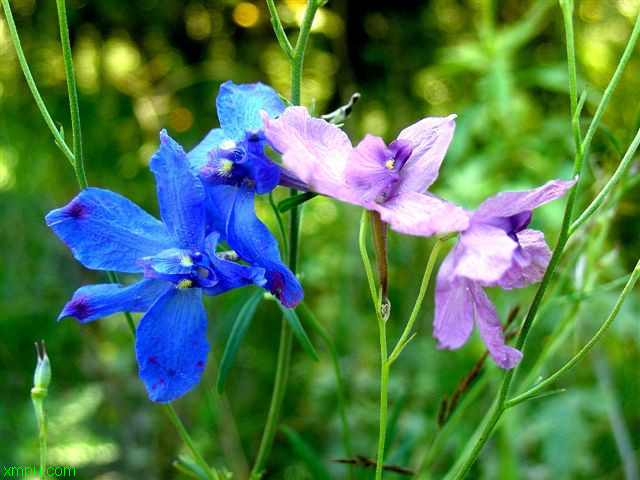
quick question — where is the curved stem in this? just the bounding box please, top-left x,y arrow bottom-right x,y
388,233 -> 456,365
164,404 -> 218,480
55,0 -> 87,189
265,0 -> 293,59
1,0 -> 75,164
505,260 -> 639,408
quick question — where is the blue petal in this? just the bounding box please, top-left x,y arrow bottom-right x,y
203,232 -> 266,295
151,130 -> 206,252
227,186 -> 303,308
136,287 -> 210,402
216,81 -> 285,141
59,279 -> 172,322
242,132 -> 281,193
187,128 -> 228,170
202,184 -> 237,240
46,188 -> 173,273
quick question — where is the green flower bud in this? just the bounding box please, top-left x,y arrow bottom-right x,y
32,340 -> 51,398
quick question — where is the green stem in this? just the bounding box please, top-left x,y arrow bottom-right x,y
569,127 -> 640,235
358,210 -> 387,480
388,233 -> 456,365
55,0 -> 87,189
505,260 -> 639,408
251,2 -> 319,475
559,0 -> 582,152
265,0 -> 293,59
299,302 -> 354,478
250,317 -> 293,479
164,404 -> 218,480
39,419 -> 47,479
1,0 -> 75,164
268,191 -> 289,258
449,8 -> 640,479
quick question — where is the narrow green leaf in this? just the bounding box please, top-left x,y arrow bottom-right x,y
277,304 -> 319,361
173,455 -> 211,480
277,192 -> 317,213
281,425 -> 331,480
217,290 -> 263,393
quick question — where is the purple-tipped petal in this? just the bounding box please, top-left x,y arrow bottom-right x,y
475,178 -> 576,221
395,114 -> 456,194
59,279 -> 172,323
187,128 -> 228,170
495,229 -> 551,289
136,287 -> 210,402
217,81 -> 285,141
344,135 -> 398,202
453,224 -> 519,284
46,188 -> 173,273
373,191 -> 470,237
262,107 -> 357,203
151,130 -> 206,252
434,248 -> 475,349
469,283 -> 523,369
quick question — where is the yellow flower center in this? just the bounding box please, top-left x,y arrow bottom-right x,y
385,159 -> 395,170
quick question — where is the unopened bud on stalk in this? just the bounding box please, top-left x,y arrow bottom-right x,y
32,340 -> 51,399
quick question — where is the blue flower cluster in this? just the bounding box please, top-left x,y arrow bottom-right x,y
46,82 -> 303,402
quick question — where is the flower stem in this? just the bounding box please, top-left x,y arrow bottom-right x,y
251,3 -> 320,476
370,211 -> 389,302
164,404 -> 219,480
505,260 -> 639,408
448,8 -> 639,479
55,0 -> 87,189
388,233 -> 456,365
1,0 -> 75,164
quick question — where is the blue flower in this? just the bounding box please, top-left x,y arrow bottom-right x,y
187,81 -> 304,308
46,130 -> 266,402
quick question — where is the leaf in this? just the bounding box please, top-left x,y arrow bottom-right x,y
216,290 -> 263,393
277,304 -> 320,361
173,455 -> 211,480
281,425 -> 331,480
277,192 -> 317,213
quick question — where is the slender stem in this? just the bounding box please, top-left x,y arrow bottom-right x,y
388,233 -> 456,365
290,0 -> 320,105
250,317 -> 293,479
265,0 -> 293,59
164,404 -> 218,480
359,211 -> 388,480
1,0 -> 75,164
569,128 -> 640,235
375,316 -> 389,480
449,9 -> 640,479
39,418 -> 47,479
55,0 -> 87,189
505,261 -> 639,408
299,301 -> 354,478
560,0 -> 582,152
268,191 -> 289,258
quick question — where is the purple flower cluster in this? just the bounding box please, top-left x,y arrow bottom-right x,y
47,80 -> 574,402
263,105 -> 575,369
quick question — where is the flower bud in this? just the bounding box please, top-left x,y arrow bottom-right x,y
32,340 -> 51,397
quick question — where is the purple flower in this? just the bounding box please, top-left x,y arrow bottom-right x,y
187,81 -> 303,308
262,106 -> 470,237
434,178 -> 576,369
46,130 -> 266,402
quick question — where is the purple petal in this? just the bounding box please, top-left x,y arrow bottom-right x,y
453,223 -> 519,283
344,135 -> 398,202
262,107 -> 358,203
45,188 -> 173,273
373,191 -> 470,237
475,177 -> 576,221
136,287 -> 210,402
434,247 -> 475,349
395,114 -> 456,194
469,283 -> 523,369
187,128 -> 228,170
59,279 -> 172,323
151,130 -> 206,252
495,229 -> 551,289
217,81 -> 285,141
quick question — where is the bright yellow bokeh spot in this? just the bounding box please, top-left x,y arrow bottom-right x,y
233,3 -> 260,28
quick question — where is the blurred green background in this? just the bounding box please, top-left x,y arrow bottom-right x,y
1,0 -> 639,478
